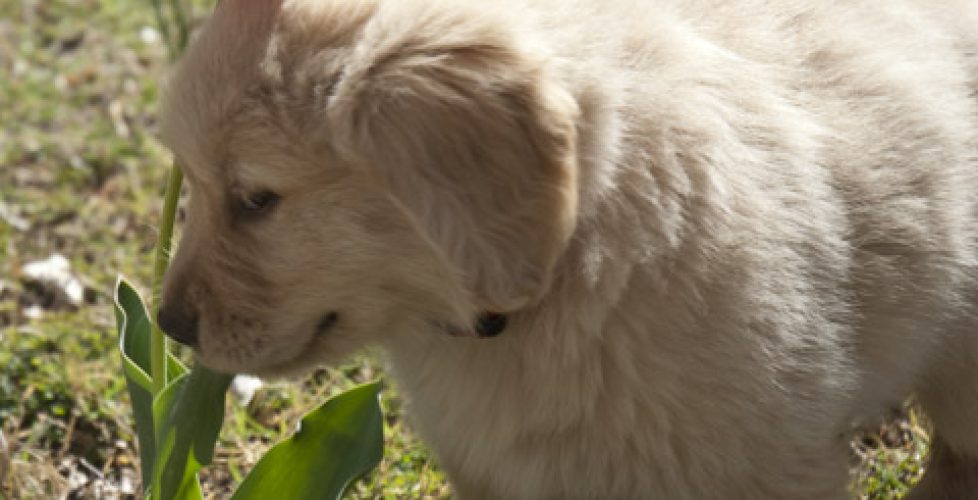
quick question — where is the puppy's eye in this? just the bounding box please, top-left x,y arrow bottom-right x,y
238,190 -> 280,215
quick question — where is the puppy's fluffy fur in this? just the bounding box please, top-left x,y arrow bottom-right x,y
159,0 -> 978,498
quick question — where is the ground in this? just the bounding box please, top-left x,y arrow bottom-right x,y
0,0 -> 929,498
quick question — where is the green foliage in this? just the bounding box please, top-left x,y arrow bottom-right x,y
233,383 -> 384,500
114,278 -> 191,483
114,278 -> 385,499
114,278 -> 228,498
149,366 -> 230,499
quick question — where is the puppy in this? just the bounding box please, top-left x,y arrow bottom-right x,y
157,0 -> 978,498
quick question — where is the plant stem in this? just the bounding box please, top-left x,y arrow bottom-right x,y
149,0 -> 176,57
170,0 -> 192,57
150,163 -> 184,396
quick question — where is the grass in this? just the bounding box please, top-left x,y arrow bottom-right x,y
0,0 -> 926,498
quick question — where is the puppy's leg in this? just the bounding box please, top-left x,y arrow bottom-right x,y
908,321 -> 978,500
905,437 -> 978,500
445,469 -> 497,500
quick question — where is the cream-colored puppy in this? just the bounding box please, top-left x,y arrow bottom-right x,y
157,0 -> 978,498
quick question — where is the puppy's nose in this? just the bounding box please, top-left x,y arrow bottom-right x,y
157,303 -> 199,347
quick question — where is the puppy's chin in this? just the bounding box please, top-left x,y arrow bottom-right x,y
248,346 -> 367,381
190,336 -> 312,379
196,329 -> 369,381
245,359 -> 320,381
195,348 -> 321,381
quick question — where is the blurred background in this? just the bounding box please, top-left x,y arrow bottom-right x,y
0,0 -> 930,498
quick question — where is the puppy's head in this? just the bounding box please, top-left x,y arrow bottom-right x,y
158,0 -> 579,376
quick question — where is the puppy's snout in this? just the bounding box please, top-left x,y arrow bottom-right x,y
157,302 -> 200,347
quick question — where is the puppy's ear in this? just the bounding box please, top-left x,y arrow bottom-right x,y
329,8 -> 579,311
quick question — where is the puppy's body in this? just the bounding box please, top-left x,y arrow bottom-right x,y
160,0 -> 978,498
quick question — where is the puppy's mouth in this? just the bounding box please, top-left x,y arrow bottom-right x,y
255,311 -> 342,377
204,310 -> 508,378
195,310 -> 342,378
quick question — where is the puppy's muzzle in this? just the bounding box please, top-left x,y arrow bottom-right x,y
157,302 -> 200,347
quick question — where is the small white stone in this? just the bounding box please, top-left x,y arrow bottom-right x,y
119,468 -> 137,495
23,304 -> 46,319
21,253 -> 85,307
65,461 -> 89,491
0,202 -> 30,231
12,58 -> 28,77
230,374 -> 264,406
140,26 -> 160,45
23,253 -> 70,275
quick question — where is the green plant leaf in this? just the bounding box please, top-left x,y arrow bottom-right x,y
114,277 -> 229,499
113,277 -> 188,486
115,279 -> 383,500
152,364 -> 233,500
231,382 -> 385,500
